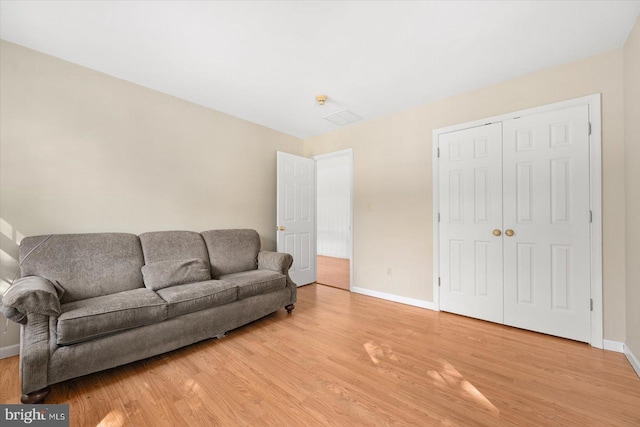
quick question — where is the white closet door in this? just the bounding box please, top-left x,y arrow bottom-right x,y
502,105 -> 591,342
439,123 -> 504,323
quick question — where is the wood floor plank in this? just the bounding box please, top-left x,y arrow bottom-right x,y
1,284 -> 639,426
317,255 -> 350,290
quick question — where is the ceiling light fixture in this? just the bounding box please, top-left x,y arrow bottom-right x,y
315,95 -> 328,106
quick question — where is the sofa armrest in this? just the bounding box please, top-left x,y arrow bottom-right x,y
258,251 -> 293,275
1,276 -> 63,324
258,251 -> 297,305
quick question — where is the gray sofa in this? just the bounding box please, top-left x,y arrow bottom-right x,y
1,229 -> 296,404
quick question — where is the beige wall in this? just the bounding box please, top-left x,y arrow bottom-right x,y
304,48 -> 626,342
624,17 -> 640,359
0,41 -> 303,350
0,29 -> 635,352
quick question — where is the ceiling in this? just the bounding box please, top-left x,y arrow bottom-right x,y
1,1 -> 639,139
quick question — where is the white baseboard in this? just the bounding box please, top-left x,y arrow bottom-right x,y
351,287 -> 436,311
603,339 -> 624,353
623,344 -> 640,378
0,344 -> 19,359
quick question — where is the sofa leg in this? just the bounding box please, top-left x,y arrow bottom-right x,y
285,304 -> 295,314
21,386 -> 51,404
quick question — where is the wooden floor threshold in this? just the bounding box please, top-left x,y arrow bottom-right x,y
317,255 -> 350,290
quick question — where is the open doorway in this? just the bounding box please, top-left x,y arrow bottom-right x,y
314,149 -> 353,291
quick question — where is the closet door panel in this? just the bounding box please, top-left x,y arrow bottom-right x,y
438,123 -> 504,323
502,105 -> 591,342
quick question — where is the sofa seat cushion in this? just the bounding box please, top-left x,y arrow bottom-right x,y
219,270 -> 286,299
156,280 -> 237,319
57,288 -> 167,345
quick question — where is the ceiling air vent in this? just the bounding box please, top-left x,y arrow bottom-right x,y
323,110 -> 362,126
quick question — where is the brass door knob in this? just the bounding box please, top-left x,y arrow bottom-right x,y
276,226 -> 286,231
505,229 -> 515,237
492,229 -> 502,237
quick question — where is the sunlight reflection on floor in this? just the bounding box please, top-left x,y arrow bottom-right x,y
429,359 -> 499,416
363,341 -> 399,365
363,340 -> 499,417
184,377 -> 203,397
96,409 -> 125,427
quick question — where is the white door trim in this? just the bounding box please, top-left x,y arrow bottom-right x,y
313,148 -> 354,291
432,93 -> 603,348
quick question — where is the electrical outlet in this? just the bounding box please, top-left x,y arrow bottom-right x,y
387,267 -> 392,276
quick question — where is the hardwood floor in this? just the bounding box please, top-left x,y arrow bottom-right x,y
317,255 -> 350,290
1,284 -> 639,426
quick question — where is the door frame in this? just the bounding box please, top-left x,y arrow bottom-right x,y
313,148 -> 354,291
431,94 -> 603,348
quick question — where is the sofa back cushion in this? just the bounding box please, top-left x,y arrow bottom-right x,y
141,258 -> 211,291
20,233 -> 145,304
139,231 -> 210,264
201,229 -> 260,277
139,231 -> 212,288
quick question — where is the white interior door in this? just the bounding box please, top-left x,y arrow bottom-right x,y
502,105 -> 591,342
439,123 -> 504,323
277,151 -> 316,286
